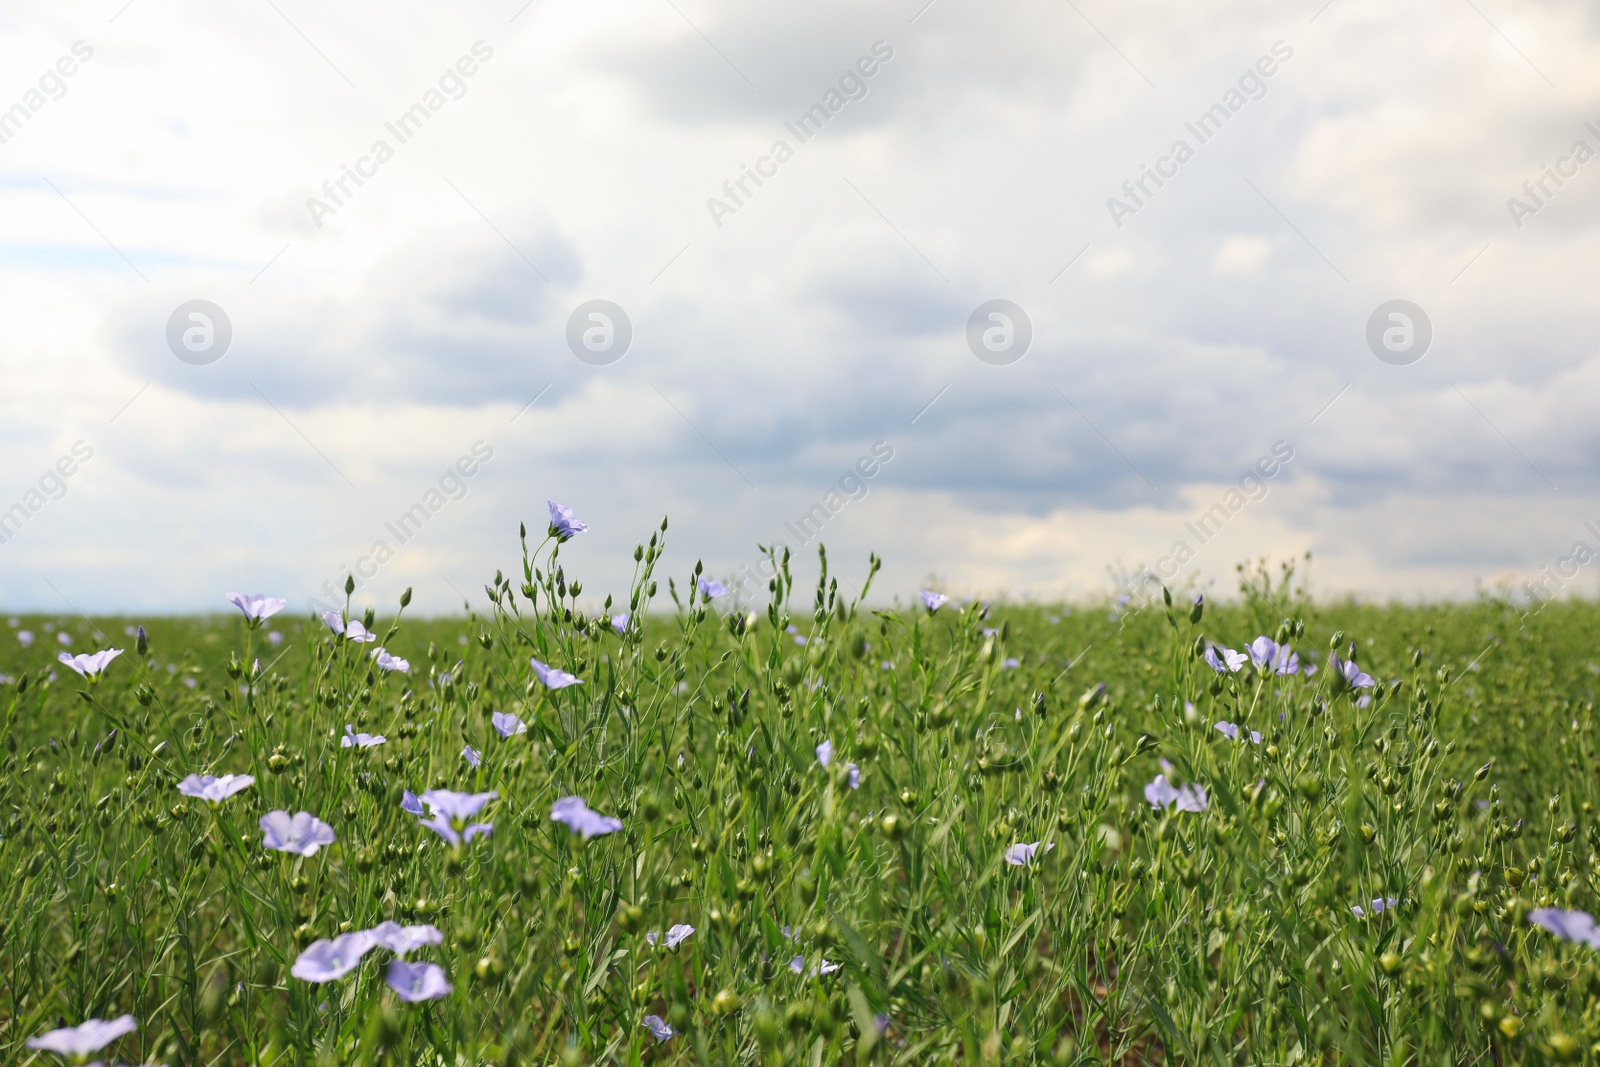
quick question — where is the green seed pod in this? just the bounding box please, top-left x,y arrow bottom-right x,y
1545,1033 -> 1580,1062
753,1001 -> 780,1048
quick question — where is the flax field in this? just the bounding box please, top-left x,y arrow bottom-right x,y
4,518 -> 1600,1066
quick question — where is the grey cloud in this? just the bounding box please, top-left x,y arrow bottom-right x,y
106,222 -> 583,409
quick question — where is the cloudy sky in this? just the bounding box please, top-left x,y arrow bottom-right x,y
0,0 -> 1596,615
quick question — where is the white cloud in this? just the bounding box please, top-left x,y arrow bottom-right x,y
1212,235 -> 1275,276
1,0 -> 1597,611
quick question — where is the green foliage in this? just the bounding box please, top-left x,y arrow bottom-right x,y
2,530 -> 1600,1065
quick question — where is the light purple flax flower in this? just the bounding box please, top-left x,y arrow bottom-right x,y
1145,775 -> 1178,807
1203,645 -> 1248,674
1331,655 -> 1376,689
419,814 -> 493,847
642,1015 -> 675,1042
646,923 -> 696,948
178,773 -> 255,803
420,790 -> 498,821
58,648 -> 122,678
386,959 -> 452,1002
367,921 -> 444,956
342,724 -> 386,748
697,577 -> 727,599
550,795 -> 623,839
548,499 -> 589,540
227,593 -> 286,622
322,611 -> 377,643
848,763 -> 861,789
919,590 -> 948,612
1529,908 -> 1600,947
400,790 -> 425,816
491,711 -> 527,738
816,740 -> 834,768
26,1015 -> 137,1058
790,956 -> 840,976
371,648 -> 409,673
291,932 -> 377,983
260,811 -> 336,856
1247,636 -> 1300,675
462,745 -> 482,768
611,613 -> 629,634
1004,841 -> 1055,866
530,657 -> 583,690
1214,721 -> 1263,745
1144,774 -> 1207,812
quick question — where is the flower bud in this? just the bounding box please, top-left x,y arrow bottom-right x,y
200,971 -> 227,1024
1546,1032 -> 1580,1062
753,1002 -> 780,1047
